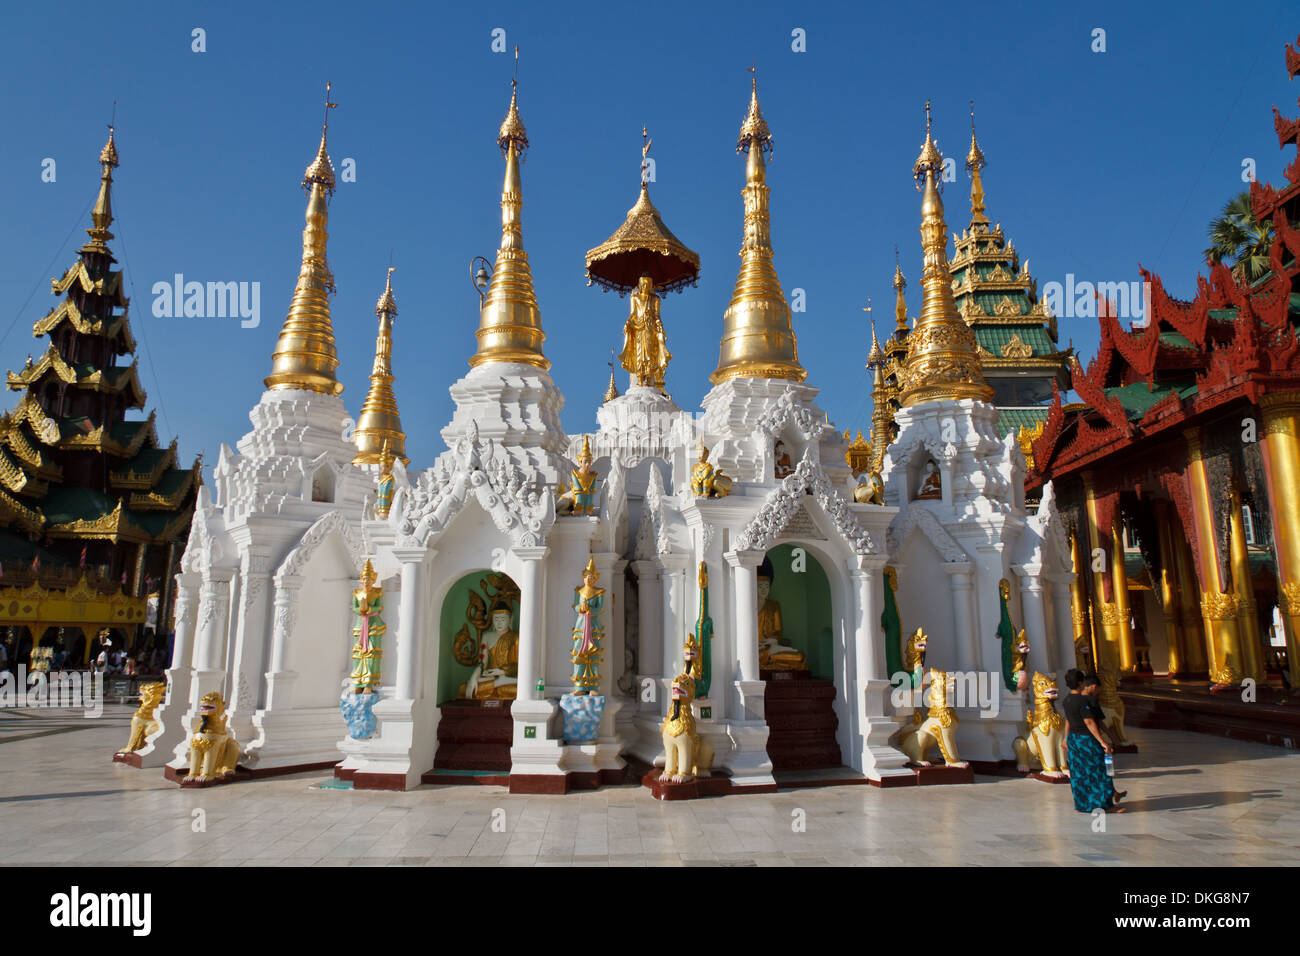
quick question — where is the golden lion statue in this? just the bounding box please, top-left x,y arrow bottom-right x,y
901,668 -> 968,768
117,682 -> 166,755
659,651 -> 713,784
891,627 -> 928,750
1012,672 -> 1068,778
186,692 -> 240,783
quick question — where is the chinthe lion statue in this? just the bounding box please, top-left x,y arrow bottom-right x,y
1012,672 -> 1068,778
901,668 -> 968,769
186,692 -> 240,784
117,682 -> 166,755
891,627 -> 928,750
659,671 -> 713,784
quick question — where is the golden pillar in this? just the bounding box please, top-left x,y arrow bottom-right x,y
1172,533 -> 1209,673
1083,473 -> 1122,678
1260,392 -> 1300,687
1228,485 -> 1266,682
1109,515 -> 1138,673
1068,529 -> 1095,669
1153,499 -> 1187,675
1184,428 -> 1247,685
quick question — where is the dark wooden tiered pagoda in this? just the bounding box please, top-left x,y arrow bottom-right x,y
0,129 -> 200,666
1029,37 -> 1300,743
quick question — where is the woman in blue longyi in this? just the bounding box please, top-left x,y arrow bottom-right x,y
1063,668 -> 1128,814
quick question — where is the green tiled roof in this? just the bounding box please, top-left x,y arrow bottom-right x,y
108,419 -> 151,444
1158,330 -> 1196,350
113,446 -> 168,478
1106,381 -> 1197,419
42,487 -> 115,524
974,324 -> 1057,357
994,406 -> 1052,439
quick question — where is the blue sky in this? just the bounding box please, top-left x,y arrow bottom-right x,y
0,1 -> 1295,470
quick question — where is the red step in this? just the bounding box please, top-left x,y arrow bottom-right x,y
764,678 -> 841,771
433,699 -> 513,772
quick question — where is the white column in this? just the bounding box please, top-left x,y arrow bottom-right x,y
722,548 -> 772,787
1015,564 -> 1050,675
193,569 -> 234,695
943,563 -> 978,675
227,546 -> 272,738
609,558 -> 629,697
633,560 -> 661,714
391,547 -> 433,702
143,570 -> 199,767
512,546 -> 548,700
262,575 -> 302,711
1048,574 -> 1075,674
660,554 -> 689,713
850,559 -> 911,780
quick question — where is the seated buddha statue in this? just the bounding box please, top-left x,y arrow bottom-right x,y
915,460 -> 942,500
757,559 -> 807,671
463,601 -> 519,700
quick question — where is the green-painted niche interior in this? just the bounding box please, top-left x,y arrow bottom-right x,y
437,569 -> 519,703
762,543 -> 833,679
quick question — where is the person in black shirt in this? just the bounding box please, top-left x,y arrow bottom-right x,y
1062,669 -> 1127,813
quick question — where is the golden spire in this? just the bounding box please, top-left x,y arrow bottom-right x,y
892,247 -> 909,332
353,267 -> 409,466
81,125 -> 119,254
899,102 -> 993,408
966,100 -> 988,226
604,357 -> 620,402
265,84 -> 344,396
468,54 -> 549,370
710,68 -> 806,385
867,319 -> 884,366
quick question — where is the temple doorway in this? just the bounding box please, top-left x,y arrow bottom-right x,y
759,543 -> 841,771
427,568 -> 521,782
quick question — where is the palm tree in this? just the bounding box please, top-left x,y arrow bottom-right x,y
1204,191 -> 1275,283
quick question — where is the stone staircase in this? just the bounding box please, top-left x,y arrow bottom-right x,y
427,699 -> 513,777
763,677 -> 842,770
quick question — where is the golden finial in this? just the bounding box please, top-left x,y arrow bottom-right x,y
579,434 -> 593,463
966,100 -> 988,226
711,69 -> 805,385
604,354 -> 620,402
353,266 -> 408,465
83,122 -> 120,252
899,105 -> 992,408
738,62 -> 773,154
470,63 -> 548,370
498,47 -> 528,157
360,559 -> 377,586
264,89 -> 344,395
583,555 -> 599,579
867,319 -> 884,367
892,247 -> 909,332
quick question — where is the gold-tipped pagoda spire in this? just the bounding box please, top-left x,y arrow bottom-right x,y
353,267 -> 409,466
867,321 -> 894,472
80,126 -> 119,256
710,69 -> 806,385
265,84 -> 344,396
898,103 -> 992,408
892,253 -> 909,333
468,58 -> 549,371
965,101 -> 988,226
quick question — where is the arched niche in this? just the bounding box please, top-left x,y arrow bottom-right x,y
761,542 -> 834,680
311,464 -> 335,503
436,568 -> 521,704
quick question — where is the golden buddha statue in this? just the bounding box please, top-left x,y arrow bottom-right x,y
463,600 -> 519,700
915,460 -> 942,500
773,440 -> 794,479
757,558 -> 807,671
618,274 -> 672,391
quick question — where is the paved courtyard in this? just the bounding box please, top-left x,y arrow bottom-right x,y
1,704 -> 1296,866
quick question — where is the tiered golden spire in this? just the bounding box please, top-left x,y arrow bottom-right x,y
898,102 -> 992,408
867,321 -> 893,473
468,55 -> 549,370
966,101 -> 988,226
265,84 -> 344,396
710,68 -> 806,385
353,267 -> 409,466
80,126 -> 119,255
892,252 -> 909,333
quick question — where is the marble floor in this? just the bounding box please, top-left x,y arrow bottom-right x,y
1,704 -> 1296,866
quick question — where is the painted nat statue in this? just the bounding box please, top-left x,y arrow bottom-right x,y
659,639 -> 713,783
185,692 -> 241,784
